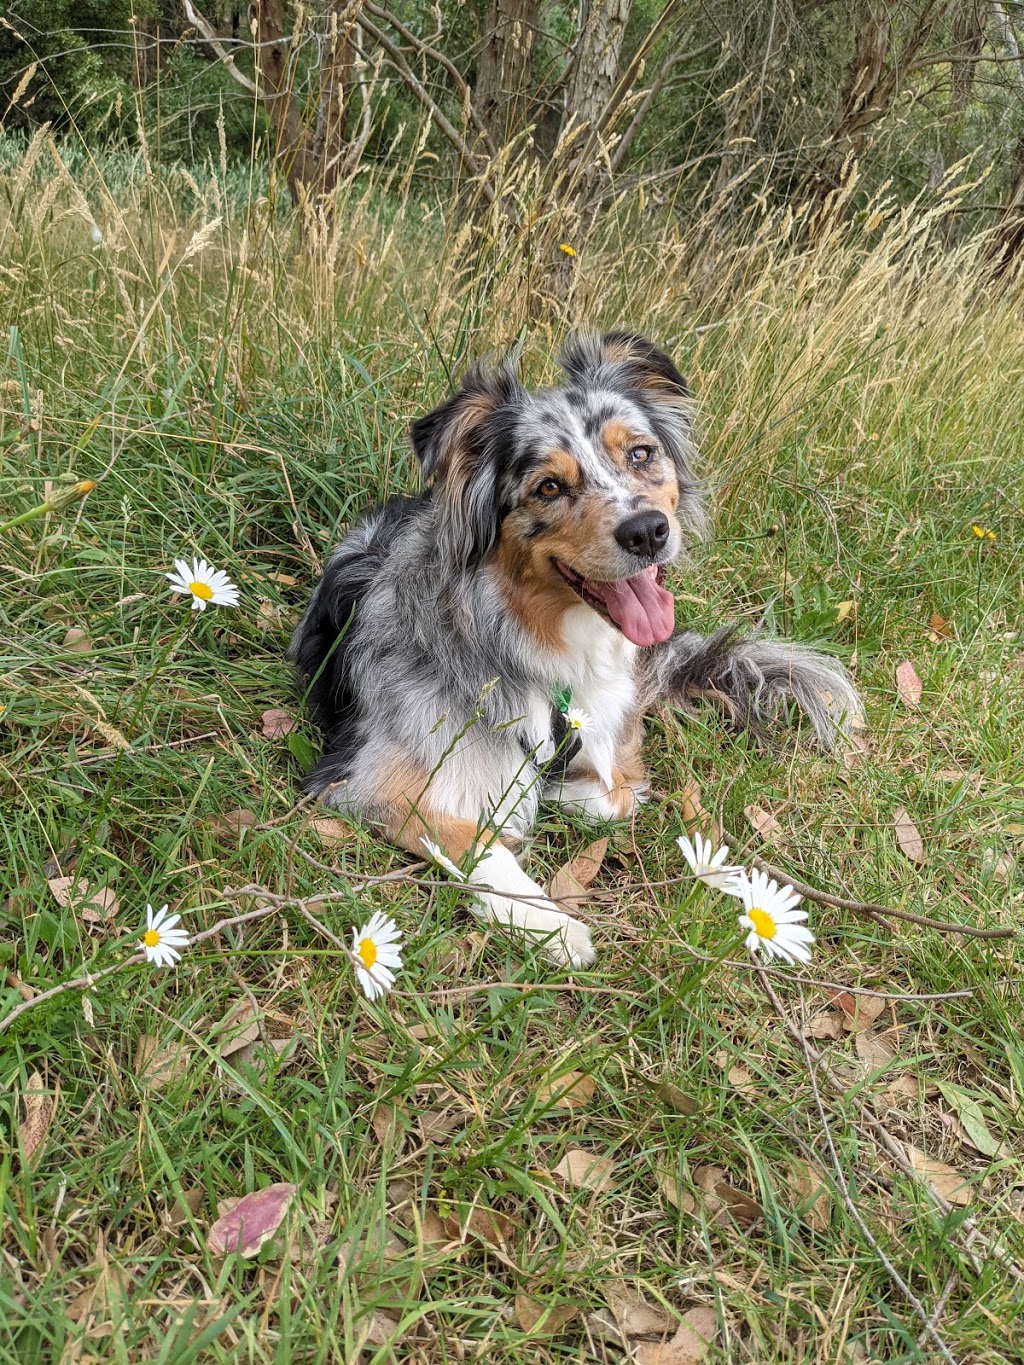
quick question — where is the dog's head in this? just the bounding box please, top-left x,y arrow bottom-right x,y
410,331 -> 705,647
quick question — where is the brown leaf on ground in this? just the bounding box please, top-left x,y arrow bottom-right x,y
744,804 -> 783,842
134,1035 -> 190,1089
206,1182 -> 297,1257
166,1187 -> 204,1230
514,1293 -> 578,1334
553,1149 -> 616,1193
635,1306 -> 720,1363
905,1144 -> 974,1206
213,1001 -> 262,1059
20,1071 -> 56,1164
787,1159 -> 831,1232
604,1288 -> 675,1339
260,708 -> 296,738
62,627 -> 92,653
694,1165 -> 763,1227
830,990 -> 886,1033
724,1061 -> 758,1096
656,1167 -> 697,1214
546,864 -> 589,911
309,816 -> 354,846
360,1311 -> 402,1348
927,611 -> 953,642
895,659 -> 922,708
209,807 -> 257,836
79,886 -> 118,926
537,1070 -> 596,1110
47,875 -> 87,908
651,1079 -> 702,1116
565,837 -> 608,887
886,1074 -> 934,1103
371,1103 -> 404,1149
447,1203 -> 514,1247
855,1030 -> 896,1072
803,1011 -> 846,1040
893,807 -> 926,866
418,1107 -> 470,1141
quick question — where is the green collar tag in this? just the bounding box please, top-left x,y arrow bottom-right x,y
553,685 -> 572,714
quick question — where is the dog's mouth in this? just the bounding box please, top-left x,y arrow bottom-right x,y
553,560 -> 674,647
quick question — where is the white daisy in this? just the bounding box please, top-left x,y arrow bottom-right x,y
420,836 -> 467,882
139,903 -> 189,968
350,911 -> 403,1001
166,556 -> 240,611
564,707 -> 592,733
676,831 -> 746,894
736,868 -> 814,966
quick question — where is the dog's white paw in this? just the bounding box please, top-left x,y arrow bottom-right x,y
467,845 -> 596,969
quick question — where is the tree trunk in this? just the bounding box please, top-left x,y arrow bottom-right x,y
254,0 -> 360,203
991,129 -> 1024,273
475,0 -> 540,147
566,0 -> 634,137
799,0 -> 952,212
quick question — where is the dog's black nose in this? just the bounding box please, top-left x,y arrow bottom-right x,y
614,510 -> 670,559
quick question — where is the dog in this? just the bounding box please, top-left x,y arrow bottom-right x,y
289,331 -> 859,967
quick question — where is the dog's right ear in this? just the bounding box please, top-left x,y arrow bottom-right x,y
409,358 -> 524,568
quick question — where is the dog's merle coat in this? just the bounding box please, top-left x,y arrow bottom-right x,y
290,332 -> 860,966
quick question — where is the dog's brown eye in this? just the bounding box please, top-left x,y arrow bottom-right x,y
628,446 -> 654,465
535,478 -> 563,499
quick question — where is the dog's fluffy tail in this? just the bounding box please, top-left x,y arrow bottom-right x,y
651,628 -> 861,749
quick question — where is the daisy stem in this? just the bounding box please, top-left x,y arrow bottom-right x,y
125,613 -> 193,737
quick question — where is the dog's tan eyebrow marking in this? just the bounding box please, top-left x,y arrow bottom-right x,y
601,419 -> 654,467
533,450 -> 582,488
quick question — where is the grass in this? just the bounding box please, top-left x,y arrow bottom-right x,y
1,133 -> 1023,1363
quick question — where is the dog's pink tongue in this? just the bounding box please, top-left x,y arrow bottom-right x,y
592,568 -> 675,646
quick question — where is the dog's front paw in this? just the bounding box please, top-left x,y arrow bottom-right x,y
544,914 -> 596,969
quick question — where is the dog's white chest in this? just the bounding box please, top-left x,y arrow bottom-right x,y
535,606 -> 637,786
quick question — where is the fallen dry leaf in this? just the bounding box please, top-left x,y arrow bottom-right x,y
855,1030 -> 896,1072
895,659 -> 922,708
359,1311 -> 402,1348
635,1306 -> 719,1364
260,708 -> 296,738
835,599 -> 858,623
787,1159 -> 831,1232
651,1078 -> 701,1116
893,807 -> 926,866
605,1288 -> 675,1339
213,1001 -> 262,1060
724,1061 -> 758,1096
694,1165 -> 763,1227
553,1149 -> 615,1193
830,990 -> 886,1033
62,627 -> 92,654
656,1167 -> 697,1214
936,1081 -> 1005,1158
47,875 -> 86,908
447,1203 -> 514,1247
546,864 -> 589,911
20,1071 -> 55,1164
564,837 -> 608,887
207,1182 -> 297,1257
927,611 -> 953,642
905,1144 -> 974,1206
79,885 -> 118,926
514,1293 -> 578,1335
886,1074 -> 926,1102
134,1035 -> 191,1089
209,807 -> 257,836
744,804 -> 783,842
803,1011 -> 846,1040
166,1187 -> 204,1230
309,816 -> 354,846
537,1070 -> 596,1110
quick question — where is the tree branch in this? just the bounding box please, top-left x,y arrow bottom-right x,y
182,0 -> 259,96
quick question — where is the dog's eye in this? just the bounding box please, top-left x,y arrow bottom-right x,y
535,478 -> 563,499
628,445 -> 655,465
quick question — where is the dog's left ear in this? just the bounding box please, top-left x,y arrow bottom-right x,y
409,358 -> 524,569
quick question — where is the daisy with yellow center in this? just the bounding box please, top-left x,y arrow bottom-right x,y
166,556 -> 240,611
139,903 -> 189,968
970,524 -> 996,542
676,831 -> 746,894
421,836 -> 467,882
565,707 -> 592,733
736,869 -> 813,965
350,910 -> 403,1000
